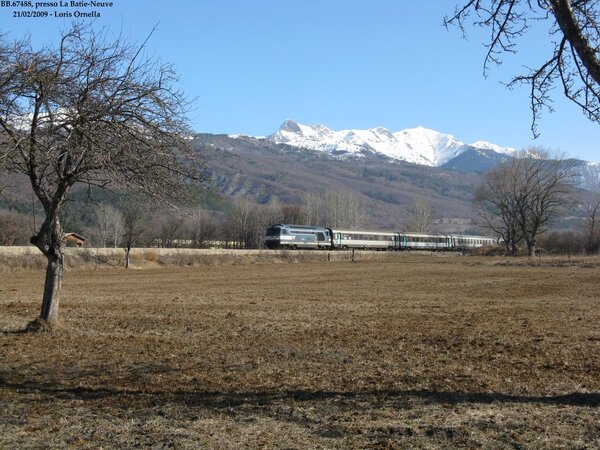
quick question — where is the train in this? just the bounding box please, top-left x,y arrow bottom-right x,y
265,224 -> 497,251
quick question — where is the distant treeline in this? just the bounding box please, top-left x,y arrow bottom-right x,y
1,184 -> 598,254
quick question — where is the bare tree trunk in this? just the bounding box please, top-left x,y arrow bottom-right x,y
587,214 -> 596,251
527,240 -> 536,258
125,244 -> 132,269
39,251 -> 64,323
29,216 -> 65,329
585,199 -> 599,253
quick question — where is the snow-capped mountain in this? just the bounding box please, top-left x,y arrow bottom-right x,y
268,120 -> 515,167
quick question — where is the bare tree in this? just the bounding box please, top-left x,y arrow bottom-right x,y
262,197 -> 284,227
111,208 -> 125,249
122,202 -> 146,269
157,209 -> 186,247
517,152 -> 577,256
407,195 -> 433,233
224,197 -> 287,249
95,205 -> 110,248
0,25 -> 203,328
253,198 -> 285,248
302,190 -> 367,229
584,195 -> 600,251
476,149 -> 576,256
325,190 -> 368,229
281,203 -> 304,224
218,219 -> 238,249
581,168 -> 600,252
95,203 -> 124,248
0,210 -> 29,245
445,1 -> 600,136
228,197 -> 260,248
475,162 -> 525,254
186,207 -> 217,248
301,191 -> 326,227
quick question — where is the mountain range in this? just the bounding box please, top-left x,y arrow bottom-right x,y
2,120 -> 595,234
186,121 -> 593,232
266,120 -> 515,168
193,132 -> 486,231
187,120 -> 597,231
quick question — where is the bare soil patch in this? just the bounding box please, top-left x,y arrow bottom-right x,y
1,256 -> 599,448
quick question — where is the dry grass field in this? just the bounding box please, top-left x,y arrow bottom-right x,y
1,255 -> 599,448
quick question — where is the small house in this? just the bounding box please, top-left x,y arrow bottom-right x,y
63,232 -> 86,247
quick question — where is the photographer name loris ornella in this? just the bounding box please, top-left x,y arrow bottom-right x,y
54,9 -> 100,17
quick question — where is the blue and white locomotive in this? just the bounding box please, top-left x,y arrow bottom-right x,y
265,224 -> 332,249
265,224 -> 497,251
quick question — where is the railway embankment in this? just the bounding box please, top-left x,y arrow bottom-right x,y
0,246 -> 444,271
2,246 -> 597,272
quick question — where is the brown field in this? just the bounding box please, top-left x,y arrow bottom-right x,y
1,255 -> 599,448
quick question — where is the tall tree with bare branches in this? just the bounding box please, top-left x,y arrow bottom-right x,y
445,0 -> 600,136
0,25 -> 203,329
407,196 -> 433,233
475,149 -> 576,256
186,207 -> 217,249
121,201 -> 147,270
302,190 -> 368,229
475,160 -> 525,254
95,203 -> 124,248
581,168 -> 600,252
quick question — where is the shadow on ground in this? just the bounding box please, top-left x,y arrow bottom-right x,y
2,378 -> 598,408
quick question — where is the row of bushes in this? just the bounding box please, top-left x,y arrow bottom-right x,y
537,231 -> 600,255
466,230 -> 599,256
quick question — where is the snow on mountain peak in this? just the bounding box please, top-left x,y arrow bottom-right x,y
469,140 -> 516,155
391,126 -> 465,166
280,119 -> 302,133
268,121 -> 515,167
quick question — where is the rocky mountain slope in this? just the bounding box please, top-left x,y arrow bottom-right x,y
194,133 -> 491,231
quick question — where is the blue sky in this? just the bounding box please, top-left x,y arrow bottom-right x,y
3,0 -> 599,162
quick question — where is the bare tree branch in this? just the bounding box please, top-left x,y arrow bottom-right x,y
0,24 -> 206,327
475,148 -> 577,256
407,196 -> 433,233
445,0 -> 600,136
